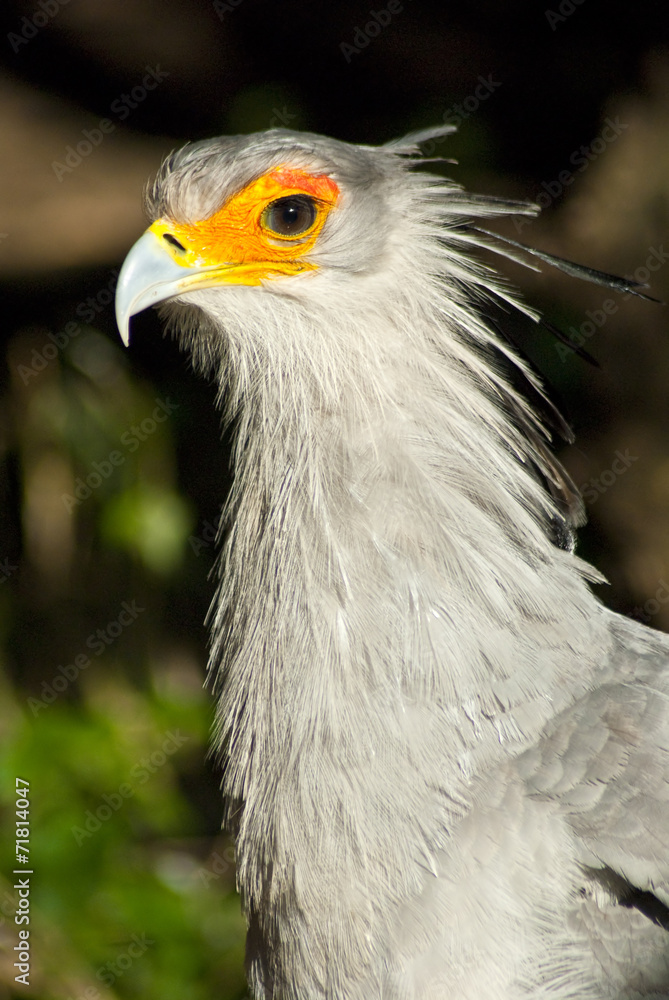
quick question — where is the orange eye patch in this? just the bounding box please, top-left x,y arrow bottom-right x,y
149,166 -> 340,282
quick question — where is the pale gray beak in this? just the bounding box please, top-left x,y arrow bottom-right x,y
115,229 -> 212,346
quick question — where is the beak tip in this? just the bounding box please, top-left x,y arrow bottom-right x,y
115,304 -> 132,347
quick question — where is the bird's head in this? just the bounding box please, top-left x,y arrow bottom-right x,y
115,129 -> 406,351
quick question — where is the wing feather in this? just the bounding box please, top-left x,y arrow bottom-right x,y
518,614 -> 669,903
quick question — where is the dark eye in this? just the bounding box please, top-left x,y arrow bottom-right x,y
163,233 -> 186,251
262,196 -> 317,237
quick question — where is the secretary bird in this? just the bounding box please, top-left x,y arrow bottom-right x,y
116,125 -> 669,1000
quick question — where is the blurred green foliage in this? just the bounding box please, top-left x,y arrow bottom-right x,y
0,684 -> 247,999
0,324 -> 246,999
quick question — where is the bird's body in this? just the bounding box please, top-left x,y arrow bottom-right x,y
116,127 -> 669,999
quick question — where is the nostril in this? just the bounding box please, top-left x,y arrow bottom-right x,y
163,233 -> 186,251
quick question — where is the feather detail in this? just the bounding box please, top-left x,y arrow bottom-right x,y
383,123 -> 458,152
471,224 -> 663,302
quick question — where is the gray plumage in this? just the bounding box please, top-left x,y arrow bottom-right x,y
116,127 -> 669,999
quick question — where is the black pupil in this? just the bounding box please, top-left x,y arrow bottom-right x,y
267,196 -> 316,236
163,233 -> 185,251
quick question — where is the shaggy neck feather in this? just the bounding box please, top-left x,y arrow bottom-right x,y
196,249 -> 610,998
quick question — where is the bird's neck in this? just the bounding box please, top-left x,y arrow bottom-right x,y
212,291 -> 602,738
207,289 -> 608,994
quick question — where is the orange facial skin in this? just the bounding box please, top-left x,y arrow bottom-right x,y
148,166 -> 340,286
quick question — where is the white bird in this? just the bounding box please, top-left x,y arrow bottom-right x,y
116,126 -> 669,1000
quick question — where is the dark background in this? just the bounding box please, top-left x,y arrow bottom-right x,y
1,1 -> 669,997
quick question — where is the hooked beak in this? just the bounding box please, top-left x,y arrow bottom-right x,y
115,229 -> 221,346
